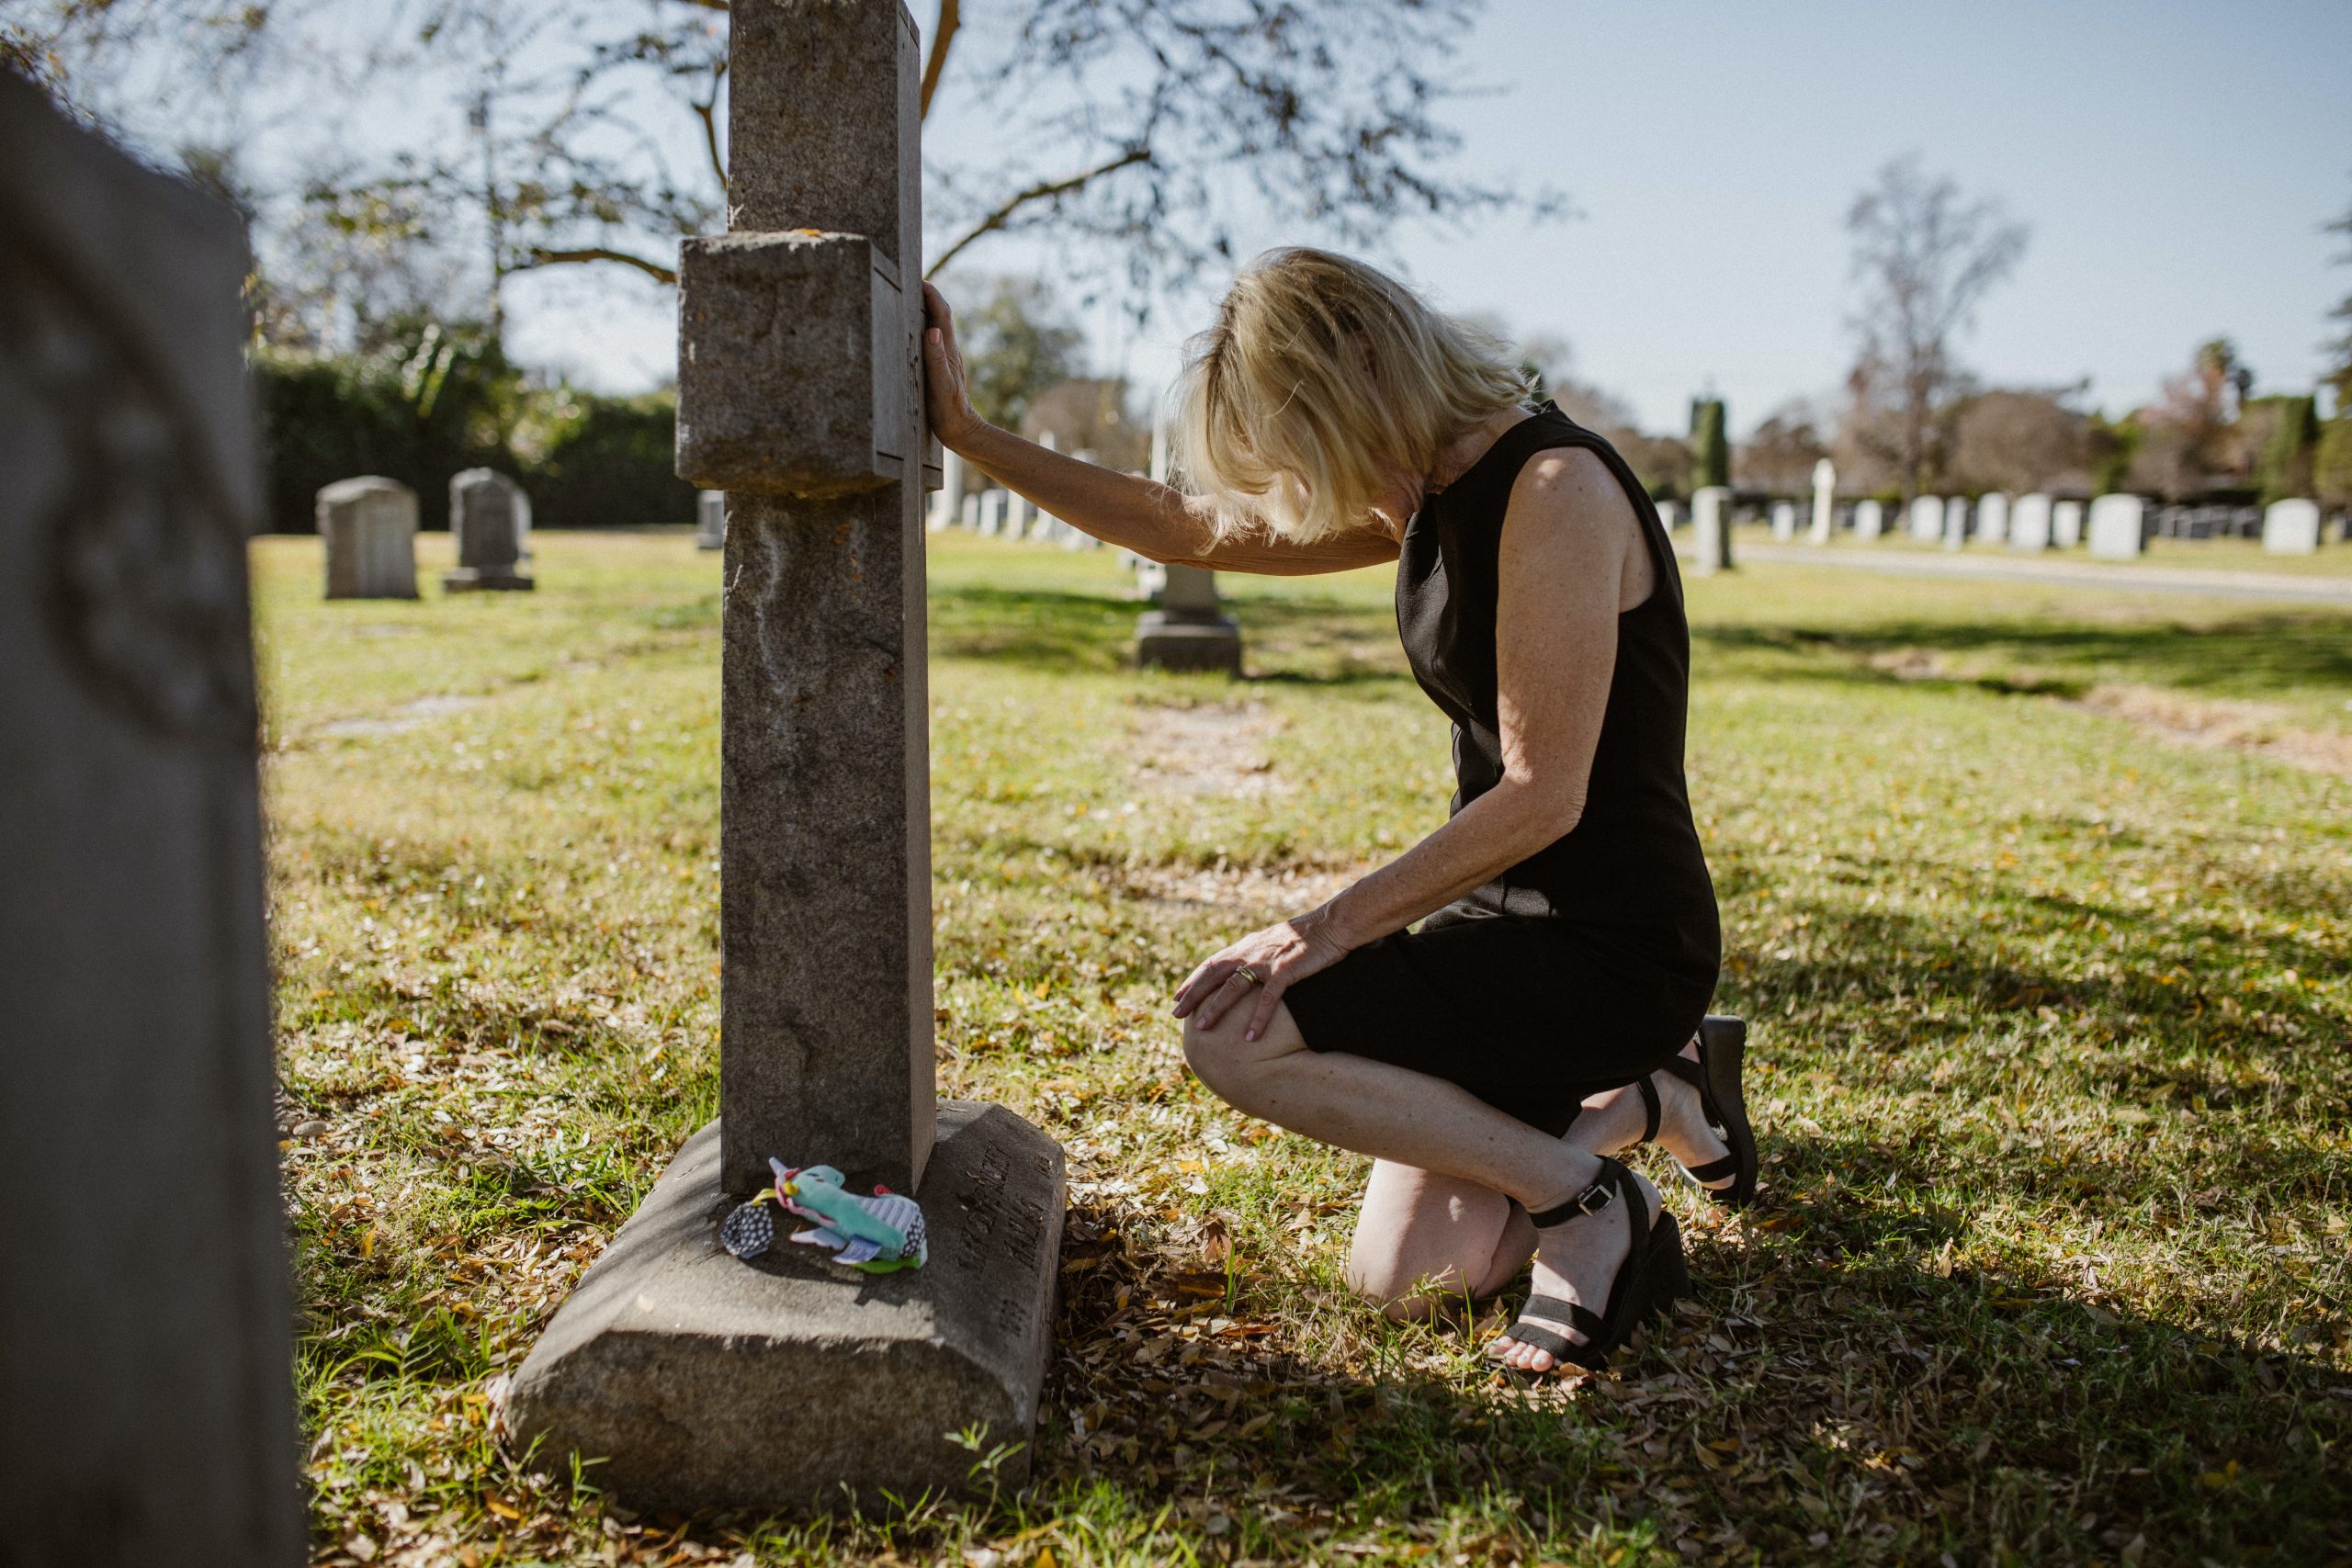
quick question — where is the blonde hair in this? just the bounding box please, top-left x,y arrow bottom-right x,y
1172,247 -> 1531,543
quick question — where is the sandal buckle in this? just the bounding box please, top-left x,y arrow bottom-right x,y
1574,1180 -> 1613,1216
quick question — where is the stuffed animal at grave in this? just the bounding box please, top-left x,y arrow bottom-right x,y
718,1157 -> 928,1274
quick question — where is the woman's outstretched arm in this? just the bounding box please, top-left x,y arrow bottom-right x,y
922,284 -> 1397,577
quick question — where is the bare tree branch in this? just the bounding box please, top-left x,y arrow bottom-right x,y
692,54 -> 727,190
919,0 -> 957,120
926,144 -> 1151,277
514,244 -> 678,285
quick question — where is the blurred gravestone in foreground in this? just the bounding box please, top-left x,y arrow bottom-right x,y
0,71 -> 302,1567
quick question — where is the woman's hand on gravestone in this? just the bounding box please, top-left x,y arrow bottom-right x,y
1172,911 -> 1352,1043
921,282 -> 987,451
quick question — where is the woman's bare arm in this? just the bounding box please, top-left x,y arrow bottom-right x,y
922,284 -> 1398,578
1177,447 -> 1649,1037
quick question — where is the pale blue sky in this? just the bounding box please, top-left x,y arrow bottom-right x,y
505,0 -> 2352,435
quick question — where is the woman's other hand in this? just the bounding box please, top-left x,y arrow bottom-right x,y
921,281 -> 986,451
1172,910 -> 1352,1042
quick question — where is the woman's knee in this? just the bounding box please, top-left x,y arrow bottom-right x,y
1180,1001 -> 1300,1102
1344,1163 -> 1520,1314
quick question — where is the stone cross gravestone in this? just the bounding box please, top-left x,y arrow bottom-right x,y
2263,498 -> 2321,555
1690,484 -> 1734,575
1137,412 -> 1242,671
0,73 -> 303,1566
319,475 -> 420,599
696,488 -> 727,550
444,468 -> 534,591
2010,492 -> 2053,551
508,0 -> 1065,1513
1974,491 -> 2010,548
1854,498 -> 1883,541
2087,493 -> 2146,559
1809,457 -> 1836,544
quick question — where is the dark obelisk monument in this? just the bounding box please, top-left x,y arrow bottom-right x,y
507,0 -> 1066,1510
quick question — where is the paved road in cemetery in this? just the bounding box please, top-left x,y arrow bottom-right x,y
1737,543 -> 2352,608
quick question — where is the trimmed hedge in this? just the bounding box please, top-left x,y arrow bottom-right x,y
254,322 -> 691,532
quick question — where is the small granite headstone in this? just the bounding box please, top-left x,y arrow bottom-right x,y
1974,492 -> 2010,547
927,446 -> 964,532
2009,493 -> 2052,551
2052,500 -> 2085,549
318,475 -> 419,599
1657,499 -> 1682,533
1854,499 -> 1884,540
0,69 -> 303,1564
1690,485 -> 1734,574
1942,497 -> 1967,551
1809,458 -> 1836,544
697,489 -> 727,550
2087,494 -> 2145,559
444,468 -> 535,591
1770,500 -> 1797,540
1908,494 -> 1944,542
2263,499 -> 2321,555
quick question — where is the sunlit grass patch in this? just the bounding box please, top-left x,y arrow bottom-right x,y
264,531 -> 2348,1566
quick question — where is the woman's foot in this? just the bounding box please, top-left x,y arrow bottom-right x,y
1577,1036 -> 1737,1195
1487,1160 -> 1669,1373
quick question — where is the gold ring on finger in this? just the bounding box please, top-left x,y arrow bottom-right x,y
1236,965 -> 1262,987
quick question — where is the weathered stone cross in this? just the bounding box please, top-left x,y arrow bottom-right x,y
509,0 -> 1065,1510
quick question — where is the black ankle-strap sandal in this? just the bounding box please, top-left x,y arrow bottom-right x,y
1497,1156 -> 1690,1374
1635,1014 -> 1758,1209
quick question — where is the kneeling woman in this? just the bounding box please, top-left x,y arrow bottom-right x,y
921,249 -> 1756,1373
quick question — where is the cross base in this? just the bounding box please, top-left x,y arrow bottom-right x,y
505,1102 -> 1064,1513
441,568 -> 536,592
1136,610 -> 1244,675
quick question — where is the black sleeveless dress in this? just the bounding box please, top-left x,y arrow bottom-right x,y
1282,403 -> 1720,1136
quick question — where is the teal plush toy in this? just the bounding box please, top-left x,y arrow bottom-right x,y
719,1157 -> 928,1274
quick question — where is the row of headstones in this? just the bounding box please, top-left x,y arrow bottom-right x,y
321,469 -> 535,598
1667,484 -> 2335,560
921,447 -> 1105,549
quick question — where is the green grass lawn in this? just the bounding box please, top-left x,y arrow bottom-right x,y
260,529 -> 2350,1568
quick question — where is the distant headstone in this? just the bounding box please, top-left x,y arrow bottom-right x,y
1770,500 -> 1797,540
444,468 -> 534,591
1136,412 -> 1240,668
960,491 -> 980,528
1690,485 -> 1735,575
2009,492 -> 2053,551
696,489 -> 727,550
1009,487 -> 1036,538
318,475 -> 419,599
1809,458 -> 1835,544
1908,495 -> 1943,542
1942,497 -> 1967,550
2087,494 -> 2145,559
2262,498 -> 2321,555
926,446 -> 964,532
1854,499 -> 1884,540
979,489 -> 1006,536
2052,500 -> 2085,549
514,0 -> 1061,1512
1974,492 -> 2010,547
1657,499 -> 1683,533
0,70 -> 303,1564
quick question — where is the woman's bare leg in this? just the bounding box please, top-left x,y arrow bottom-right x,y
1345,1161 -> 1535,1321
1573,1035 -> 1736,1191
1185,1000 -> 1665,1370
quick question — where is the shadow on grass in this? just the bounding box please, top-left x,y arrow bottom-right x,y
931,581 -> 1406,683
1695,611 -> 2352,700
